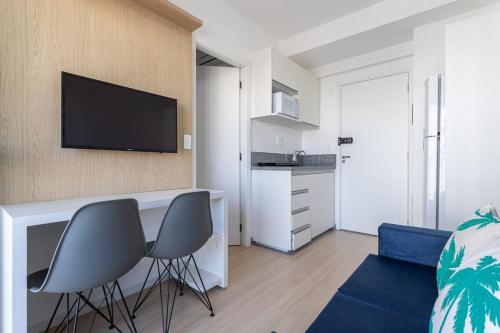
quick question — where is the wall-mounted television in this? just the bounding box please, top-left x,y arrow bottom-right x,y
61,72 -> 177,153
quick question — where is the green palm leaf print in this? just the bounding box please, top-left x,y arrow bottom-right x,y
457,210 -> 500,231
437,237 -> 465,290
438,256 -> 500,333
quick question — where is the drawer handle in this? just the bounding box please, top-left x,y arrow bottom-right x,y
292,206 -> 310,215
292,189 -> 309,195
292,224 -> 311,234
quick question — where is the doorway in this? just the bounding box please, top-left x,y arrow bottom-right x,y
339,73 -> 410,235
196,49 -> 241,245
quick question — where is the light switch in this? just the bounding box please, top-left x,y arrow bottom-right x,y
276,135 -> 284,146
183,134 -> 192,150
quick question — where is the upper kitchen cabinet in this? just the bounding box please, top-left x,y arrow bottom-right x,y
298,71 -> 320,127
251,47 -> 320,129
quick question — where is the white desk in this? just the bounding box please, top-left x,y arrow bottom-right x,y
0,188 -> 228,333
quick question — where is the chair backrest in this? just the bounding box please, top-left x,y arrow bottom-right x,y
148,191 -> 213,259
39,199 -> 146,293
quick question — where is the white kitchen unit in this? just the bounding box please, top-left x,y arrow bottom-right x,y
252,169 -> 335,252
250,47 -> 320,128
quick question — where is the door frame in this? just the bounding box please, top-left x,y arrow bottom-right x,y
338,71 -> 412,232
192,40 -> 253,246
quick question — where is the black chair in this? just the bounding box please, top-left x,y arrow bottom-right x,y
28,199 -> 146,333
132,191 -> 215,333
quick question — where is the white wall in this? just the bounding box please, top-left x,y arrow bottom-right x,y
443,8 -> 500,230
171,0 -> 289,246
303,57 -> 413,229
171,0 -> 300,158
309,3 -> 500,229
408,2 -> 500,228
307,20 -> 452,229
251,120 -> 302,154
171,0 -> 275,64
303,57 -> 413,155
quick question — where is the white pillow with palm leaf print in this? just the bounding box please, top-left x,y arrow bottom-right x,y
450,204 -> 500,259
430,204 -> 500,333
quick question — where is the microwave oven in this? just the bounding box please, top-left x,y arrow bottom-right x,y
272,92 -> 299,119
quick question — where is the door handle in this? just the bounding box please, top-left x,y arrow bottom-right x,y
342,156 -> 351,159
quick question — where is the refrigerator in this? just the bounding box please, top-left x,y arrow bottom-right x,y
423,74 -> 445,230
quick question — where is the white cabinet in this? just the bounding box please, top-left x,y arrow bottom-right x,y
299,73 -> 321,127
308,173 -> 335,237
271,48 -> 302,92
250,48 -> 273,119
293,173 -> 334,237
252,170 -> 335,252
251,170 -> 296,251
250,47 -> 320,128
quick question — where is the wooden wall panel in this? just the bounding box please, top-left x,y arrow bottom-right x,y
0,0 -> 193,204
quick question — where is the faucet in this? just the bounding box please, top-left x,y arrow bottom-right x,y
292,150 -> 305,163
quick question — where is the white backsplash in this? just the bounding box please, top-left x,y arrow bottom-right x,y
251,120 -> 302,154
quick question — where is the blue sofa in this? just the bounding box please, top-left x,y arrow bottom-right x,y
307,223 -> 452,333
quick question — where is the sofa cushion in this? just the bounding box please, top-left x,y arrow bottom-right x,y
306,293 -> 428,333
338,254 -> 437,320
431,204 -> 500,333
437,204 -> 500,290
378,223 -> 451,267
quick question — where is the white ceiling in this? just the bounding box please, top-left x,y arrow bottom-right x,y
289,22 -> 413,69
288,0 -> 500,69
223,0 -> 384,40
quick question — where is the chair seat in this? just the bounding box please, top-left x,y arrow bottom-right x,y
338,254 -> 437,320
306,293 -> 428,333
28,268 -> 49,292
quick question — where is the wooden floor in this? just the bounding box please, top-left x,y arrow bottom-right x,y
79,230 -> 377,333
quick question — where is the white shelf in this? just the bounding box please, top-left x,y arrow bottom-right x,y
209,233 -> 223,243
252,114 -> 319,130
0,188 -> 226,227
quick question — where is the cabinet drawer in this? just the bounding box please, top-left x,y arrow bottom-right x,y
292,208 -> 310,230
291,226 -> 311,251
291,190 -> 310,211
292,175 -> 309,191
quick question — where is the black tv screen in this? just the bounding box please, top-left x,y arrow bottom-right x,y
61,72 -> 177,153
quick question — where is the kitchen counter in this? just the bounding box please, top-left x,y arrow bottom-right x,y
251,152 -> 336,175
251,165 -> 335,175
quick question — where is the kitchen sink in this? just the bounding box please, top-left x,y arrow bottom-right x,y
257,162 -> 300,167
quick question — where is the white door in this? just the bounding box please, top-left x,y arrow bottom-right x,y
196,66 -> 241,245
340,73 -> 409,235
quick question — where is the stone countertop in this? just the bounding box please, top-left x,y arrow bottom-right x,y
251,165 -> 335,175
251,152 -> 336,175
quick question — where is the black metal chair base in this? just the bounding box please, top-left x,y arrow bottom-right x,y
132,255 -> 215,332
44,281 -> 137,333
177,255 -> 215,317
